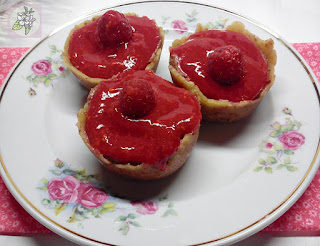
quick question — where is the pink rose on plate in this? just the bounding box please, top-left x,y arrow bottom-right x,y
47,176 -> 80,203
171,20 -> 188,34
78,183 -> 109,208
131,201 -> 158,215
31,59 -> 52,76
279,130 -> 305,151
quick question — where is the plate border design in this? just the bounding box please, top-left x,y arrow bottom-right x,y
0,1 -> 320,245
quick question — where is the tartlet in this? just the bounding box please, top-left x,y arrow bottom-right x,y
169,21 -> 277,122
77,70 -> 201,180
63,10 -> 164,89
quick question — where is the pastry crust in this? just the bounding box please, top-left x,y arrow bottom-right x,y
77,86 -> 200,181
169,21 -> 277,122
63,13 -> 165,89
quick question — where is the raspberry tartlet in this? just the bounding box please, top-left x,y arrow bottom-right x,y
77,70 -> 201,180
63,10 -> 164,89
169,21 -> 277,122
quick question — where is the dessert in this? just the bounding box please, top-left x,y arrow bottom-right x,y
77,70 -> 202,180
63,10 -> 164,89
169,21 -> 277,122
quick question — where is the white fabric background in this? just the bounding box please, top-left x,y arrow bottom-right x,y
0,0 -> 319,48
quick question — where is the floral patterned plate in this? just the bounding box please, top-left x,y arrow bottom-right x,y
0,1 -> 320,246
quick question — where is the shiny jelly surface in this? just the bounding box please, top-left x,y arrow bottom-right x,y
68,15 -> 161,79
170,29 -> 269,102
84,70 -> 201,168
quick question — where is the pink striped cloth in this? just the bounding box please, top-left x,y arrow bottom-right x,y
0,43 -> 319,235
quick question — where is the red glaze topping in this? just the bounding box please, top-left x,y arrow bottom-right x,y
170,29 -> 269,102
84,70 -> 201,169
68,13 -> 161,79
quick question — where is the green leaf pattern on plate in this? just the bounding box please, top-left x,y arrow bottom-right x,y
254,107 -> 305,173
38,159 -> 176,235
26,45 -> 69,96
161,9 -> 228,34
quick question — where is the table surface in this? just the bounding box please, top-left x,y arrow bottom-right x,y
0,0 -> 320,245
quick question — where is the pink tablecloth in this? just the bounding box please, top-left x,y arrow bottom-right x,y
0,43 -> 320,235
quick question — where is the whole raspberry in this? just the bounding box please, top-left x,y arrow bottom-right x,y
119,79 -> 156,118
96,10 -> 133,46
208,45 -> 245,85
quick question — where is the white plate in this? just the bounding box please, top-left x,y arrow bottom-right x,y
0,1 -> 320,245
